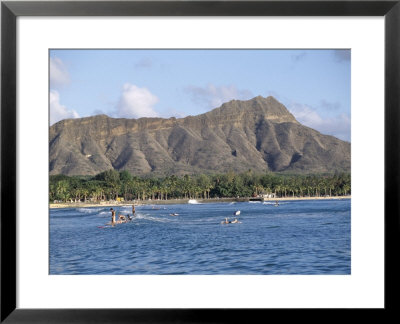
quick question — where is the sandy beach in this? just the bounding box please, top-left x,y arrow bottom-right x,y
49,195 -> 350,209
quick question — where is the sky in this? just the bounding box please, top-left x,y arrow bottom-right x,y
50,49 -> 351,141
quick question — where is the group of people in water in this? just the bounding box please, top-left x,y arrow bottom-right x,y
107,204 -> 285,225
108,202 -> 280,226
109,205 -> 136,227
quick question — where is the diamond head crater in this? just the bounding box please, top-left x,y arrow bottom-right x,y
49,96 -> 350,177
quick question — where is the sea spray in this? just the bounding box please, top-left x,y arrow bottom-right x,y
77,207 -> 104,214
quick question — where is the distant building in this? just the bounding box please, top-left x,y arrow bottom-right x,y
263,193 -> 276,198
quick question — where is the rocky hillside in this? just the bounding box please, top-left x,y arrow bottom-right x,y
49,96 -> 351,176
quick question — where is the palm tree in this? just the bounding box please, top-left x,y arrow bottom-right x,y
343,183 -> 350,196
81,187 -> 89,202
56,180 -> 70,202
274,184 -> 281,198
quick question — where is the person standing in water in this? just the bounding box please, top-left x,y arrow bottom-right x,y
132,204 -> 136,216
110,208 -> 116,226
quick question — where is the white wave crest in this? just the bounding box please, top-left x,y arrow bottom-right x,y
77,207 -> 103,214
134,213 -> 170,223
263,201 -> 289,205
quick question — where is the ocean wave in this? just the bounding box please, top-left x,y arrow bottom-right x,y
263,201 -> 289,205
77,207 -> 103,214
134,213 -> 170,223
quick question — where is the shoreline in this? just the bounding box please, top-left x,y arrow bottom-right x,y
49,195 -> 351,209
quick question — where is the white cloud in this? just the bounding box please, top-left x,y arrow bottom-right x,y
50,90 -> 79,125
115,83 -> 159,118
185,84 -> 253,110
320,99 -> 341,111
50,57 -> 70,88
289,103 -> 351,142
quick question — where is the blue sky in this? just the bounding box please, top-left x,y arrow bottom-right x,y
50,49 -> 351,141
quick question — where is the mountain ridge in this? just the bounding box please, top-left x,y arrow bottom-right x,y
49,96 -> 350,176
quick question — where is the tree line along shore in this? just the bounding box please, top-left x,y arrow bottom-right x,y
49,170 -> 351,206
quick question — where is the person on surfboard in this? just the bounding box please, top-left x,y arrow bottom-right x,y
110,208 -> 116,226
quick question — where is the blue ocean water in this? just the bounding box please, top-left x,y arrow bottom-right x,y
49,199 -> 351,275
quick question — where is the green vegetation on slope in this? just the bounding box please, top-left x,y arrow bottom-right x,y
49,170 -> 351,203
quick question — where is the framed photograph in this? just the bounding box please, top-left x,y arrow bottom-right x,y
1,0 -> 399,322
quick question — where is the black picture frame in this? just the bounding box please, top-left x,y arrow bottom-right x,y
1,1 -> 399,322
